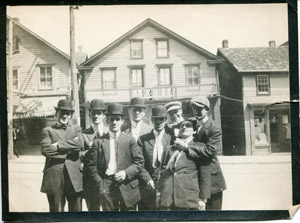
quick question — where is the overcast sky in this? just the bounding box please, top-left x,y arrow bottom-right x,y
7,4 -> 288,57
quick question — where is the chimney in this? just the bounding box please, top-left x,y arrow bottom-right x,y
77,45 -> 83,53
222,40 -> 228,48
12,17 -> 20,23
269,41 -> 276,47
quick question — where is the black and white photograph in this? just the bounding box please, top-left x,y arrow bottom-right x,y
3,2 -> 299,221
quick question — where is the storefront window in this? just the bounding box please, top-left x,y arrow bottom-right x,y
254,110 -> 268,145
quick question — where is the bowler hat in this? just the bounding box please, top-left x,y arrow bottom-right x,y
54,99 -> 74,111
191,96 -> 210,109
129,97 -> 146,108
105,103 -> 125,116
165,101 -> 182,112
88,99 -> 106,111
152,105 -> 167,118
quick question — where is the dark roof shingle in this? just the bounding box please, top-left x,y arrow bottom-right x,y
218,46 -> 289,72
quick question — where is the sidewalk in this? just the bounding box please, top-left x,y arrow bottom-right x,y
7,154 -> 292,212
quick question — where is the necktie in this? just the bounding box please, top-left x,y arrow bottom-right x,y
114,133 -> 118,165
56,123 -> 67,130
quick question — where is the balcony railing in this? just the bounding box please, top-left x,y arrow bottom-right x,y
86,84 -> 218,102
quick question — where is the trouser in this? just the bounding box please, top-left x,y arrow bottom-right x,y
100,178 -> 136,211
138,187 -> 157,210
85,194 -> 101,211
46,167 -> 82,212
206,191 -> 223,210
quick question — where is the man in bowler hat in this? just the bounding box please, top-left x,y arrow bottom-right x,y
122,97 -> 152,141
173,96 -> 226,210
57,99 -> 108,210
86,103 -> 144,211
138,105 -> 174,210
40,99 -> 82,212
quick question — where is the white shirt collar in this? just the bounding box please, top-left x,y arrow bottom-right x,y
109,130 -> 121,138
131,120 -> 142,128
198,116 -> 209,126
183,135 -> 193,144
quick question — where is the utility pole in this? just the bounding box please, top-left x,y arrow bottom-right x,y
70,5 -> 80,125
7,18 -> 14,159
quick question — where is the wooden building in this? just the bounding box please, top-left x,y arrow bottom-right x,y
78,18 -> 223,144
217,40 -> 290,155
7,16 -> 71,144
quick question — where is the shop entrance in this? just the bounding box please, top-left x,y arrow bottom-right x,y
269,105 -> 291,153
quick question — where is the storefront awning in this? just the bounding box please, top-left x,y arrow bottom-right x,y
13,96 -> 67,118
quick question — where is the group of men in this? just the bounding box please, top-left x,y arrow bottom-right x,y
40,96 -> 226,212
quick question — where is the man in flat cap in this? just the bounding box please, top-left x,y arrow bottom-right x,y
57,99 -> 108,211
122,97 -> 152,142
138,105 -> 174,210
165,101 -> 184,138
40,99 -> 82,212
86,103 -> 144,211
173,96 -> 226,210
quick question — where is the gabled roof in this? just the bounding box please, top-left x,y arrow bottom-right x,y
80,18 -> 221,66
218,46 -> 289,72
7,16 -> 70,60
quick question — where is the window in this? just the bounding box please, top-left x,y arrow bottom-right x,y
185,65 -> 200,85
13,69 -> 18,91
254,110 -> 268,145
130,68 -> 144,87
130,40 -> 143,59
101,69 -> 116,90
156,39 -> 169,57
40,66 -> 53,89
13,36 -> 20,52
158,67 -> 172,86
256,74 -> 269,95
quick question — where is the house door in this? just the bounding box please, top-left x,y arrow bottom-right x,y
269,106 -> 291,153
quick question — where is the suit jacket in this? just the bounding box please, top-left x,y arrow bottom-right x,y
138,129 -> 173,184
40,124 -> 82,195
121,120 -> 153,139
57,126 -> 105,199
157,141 -> 212,209
86,132 -> 144,207
186,118 -> 227,195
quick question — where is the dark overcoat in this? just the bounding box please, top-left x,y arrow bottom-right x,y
138,130 -> 173,184
86,132 -> 144,207
57,127 -> 104,200
40,124 -> 82,195
186,118 -> 227,196
156,141 -> 212,209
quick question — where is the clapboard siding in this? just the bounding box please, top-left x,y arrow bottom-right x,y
12,24 -> 70,97
85,26 -> 217,101
242,72 -> 289,103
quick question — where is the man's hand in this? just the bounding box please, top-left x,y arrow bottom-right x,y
114,170 -> 126,182
147,180 -> 155,190
174,138 -> 188,151
199,199 -> 207,211
156,191 -> 161,208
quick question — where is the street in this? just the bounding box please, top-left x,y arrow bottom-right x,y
7,154 -> 292,212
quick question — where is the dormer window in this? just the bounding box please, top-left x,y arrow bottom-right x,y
130,39 -> 143,59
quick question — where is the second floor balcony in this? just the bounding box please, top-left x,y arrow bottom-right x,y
85,83 -> 218,102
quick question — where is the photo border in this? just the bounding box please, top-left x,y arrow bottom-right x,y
1,0 -> 299,221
